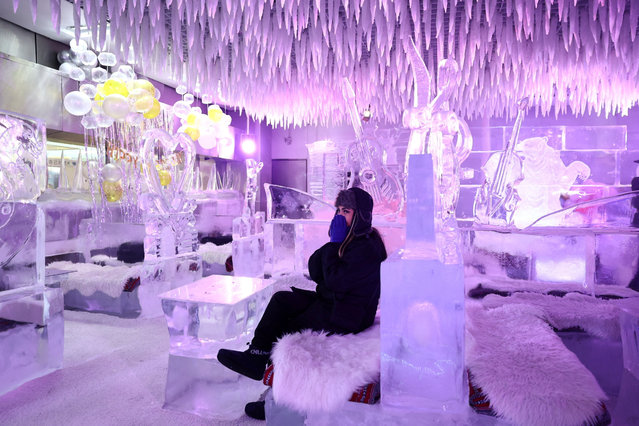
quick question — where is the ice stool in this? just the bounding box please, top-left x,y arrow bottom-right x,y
159,274 -> 274,420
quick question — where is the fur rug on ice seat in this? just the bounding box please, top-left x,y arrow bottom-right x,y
271,320 -> 380,413
466,302 -> 606,426
270,297 -> 607,425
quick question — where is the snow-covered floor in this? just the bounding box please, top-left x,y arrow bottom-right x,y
0,310 -> 263,426
0,305 -> 637,425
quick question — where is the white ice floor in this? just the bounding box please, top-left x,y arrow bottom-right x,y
0,308 -> 637,425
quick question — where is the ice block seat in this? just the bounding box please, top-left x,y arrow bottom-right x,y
0,286 -> 64,396
159,274 -> 274,419
198,242 -> 232,277
48,260 -> 144,318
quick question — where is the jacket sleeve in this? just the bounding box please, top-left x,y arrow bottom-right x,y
308,243 -> 336,285
319,239 -> 377,294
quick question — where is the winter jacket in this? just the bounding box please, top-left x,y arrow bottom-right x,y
308,187 -> 387,332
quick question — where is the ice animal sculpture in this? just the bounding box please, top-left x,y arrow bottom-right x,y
474,98 -> 528,226
232,160 -> 266,277
403,38 -> 473,264
341,78 -> 404,217
512,137 -> 591,229
0,111 -> 63,395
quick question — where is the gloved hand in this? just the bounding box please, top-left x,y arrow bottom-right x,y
329,214 -> 348,243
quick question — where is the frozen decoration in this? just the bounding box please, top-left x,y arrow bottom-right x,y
512,137 -> 591,229
341,78 -> 404,217
306,139 -> 346,204
404,39 -> 472,264
474,98 -> 528,226
232,160 -> 265,278
381,155 -> 466,414
0,111 -> 63,396
28,0 -> 639,126
140,129 -> 199,259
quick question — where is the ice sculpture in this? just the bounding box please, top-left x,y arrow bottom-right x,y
512,137 -> 591,229
341,78 -> 404,217
306,139 -> 346,204
138,129 -> 202,316
0,111 -> 63,395
140,129 -> 199,258
232,160 -> 265,277
381,154 -> 466,415
474,98 -> 528,226
403,39 -> 472,264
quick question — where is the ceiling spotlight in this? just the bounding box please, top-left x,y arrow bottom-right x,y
240,134 -> 256,155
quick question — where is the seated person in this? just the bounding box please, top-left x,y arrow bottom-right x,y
217,187 -> 387,419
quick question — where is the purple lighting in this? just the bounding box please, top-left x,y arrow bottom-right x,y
240,135 -> 256,155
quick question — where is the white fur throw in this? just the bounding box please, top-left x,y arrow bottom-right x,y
48,261 -> 141,298
466,302 -> 606,426
198,242 -> 232,265
271,322 -> 380,413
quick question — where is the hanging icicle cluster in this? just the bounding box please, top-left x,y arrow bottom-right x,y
32,0 -> 639,126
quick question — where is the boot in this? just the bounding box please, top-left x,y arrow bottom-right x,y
245,400 -> 266,420
217,347 -> 270,381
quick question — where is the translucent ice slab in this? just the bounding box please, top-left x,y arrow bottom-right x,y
265,184 -> 335,221
163,353 -> 267,420
463,227 -> 639,294
159,274 -> 274,357
0,286 -> 64,396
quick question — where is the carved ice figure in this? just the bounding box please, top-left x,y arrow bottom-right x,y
0,111 -> 63,396
139,129 -> 199,259
512,137 -> 591,229
232,159 -> 266,277
474,98 -> 528,226
341,79 -> 404,217
403,39 -> 473,264
243,159 -> 264,218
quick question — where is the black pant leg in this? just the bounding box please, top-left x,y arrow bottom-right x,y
250,290 -> 318,351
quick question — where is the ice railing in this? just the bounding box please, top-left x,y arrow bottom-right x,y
526,190 -> 639,230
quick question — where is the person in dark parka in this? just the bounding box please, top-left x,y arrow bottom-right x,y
217,187 -> 387,387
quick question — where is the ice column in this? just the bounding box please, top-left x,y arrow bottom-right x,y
381,154 -> 466,414
138,129 -> 202,317
0,111 -> 63,395
232,159 -> 265,277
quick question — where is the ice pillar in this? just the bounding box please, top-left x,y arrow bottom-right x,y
381,154 -> 466,413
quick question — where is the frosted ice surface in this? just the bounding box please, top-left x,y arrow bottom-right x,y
381,154 -> 466,413
232,212 -> 265,278
159,274 -> 273,357
164,354 -> 267,420
0,287 -> 64,396
265,184 -> 335,221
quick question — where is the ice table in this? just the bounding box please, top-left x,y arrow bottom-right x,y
159,275 -> 273,420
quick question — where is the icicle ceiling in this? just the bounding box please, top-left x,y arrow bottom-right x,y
34,0 -> 639,126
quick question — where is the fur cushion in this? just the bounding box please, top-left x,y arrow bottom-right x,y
271,322 -> 380,412
466,302 -> 607,426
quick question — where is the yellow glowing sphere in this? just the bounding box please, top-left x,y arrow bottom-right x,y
103,79 -> 129,97
186,112 -> 198,125
208,105 -> 223,122
159,169 -> 172,186
103,180 -> 123,202
183,126 -> 200,141
143,98 -> 161,119
134,79 -> 156,96
133,95 -> 154,113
